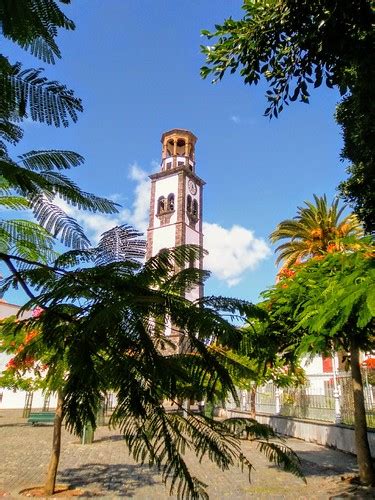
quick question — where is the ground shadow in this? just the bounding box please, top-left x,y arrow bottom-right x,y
58,462 -> 161,497
93,434 -> 124,443
0,422 -> 29,428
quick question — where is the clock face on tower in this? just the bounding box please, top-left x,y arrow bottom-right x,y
188,180 -> 197,195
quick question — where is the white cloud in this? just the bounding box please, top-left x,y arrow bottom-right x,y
230,115 -> 240,124
126,163 -> 151,233
55,162 -> 151,243
55,164 -> 271,286
203,223 -> 271,286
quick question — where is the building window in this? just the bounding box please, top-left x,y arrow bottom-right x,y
187,195 -> 192,213
167,162 -> 172,170
176,138 -> 185,156
167,193 -> 175,211
157,196 -> 165,214
192,199 -> 198,217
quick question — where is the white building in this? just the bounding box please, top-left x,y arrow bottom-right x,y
0,300 -> 56,409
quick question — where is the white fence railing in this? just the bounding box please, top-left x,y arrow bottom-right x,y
226,370 -> 375,428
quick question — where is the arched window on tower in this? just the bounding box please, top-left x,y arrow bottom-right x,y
187,195 -> 192,214
176,138 -> 185,156
167,193 -> 175,211
157,196 -> 165,214
166,140 -> 174,157
192,199 -> 198,218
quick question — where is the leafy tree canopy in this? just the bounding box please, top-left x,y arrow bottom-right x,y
261,237 -> 375,357
0,244 -> 304,497
201,0 -> 375,232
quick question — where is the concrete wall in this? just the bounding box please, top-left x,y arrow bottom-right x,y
227,409 -> 375,458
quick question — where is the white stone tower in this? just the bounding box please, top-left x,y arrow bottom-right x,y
147,129 -> 205,306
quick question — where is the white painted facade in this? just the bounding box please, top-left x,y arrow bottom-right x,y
147,129 -> 205,330
154,176 -> 179,228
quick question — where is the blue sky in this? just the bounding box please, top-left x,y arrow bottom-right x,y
3,0 -> 347,305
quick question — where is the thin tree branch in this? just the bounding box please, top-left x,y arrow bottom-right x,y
0,252 -> 67,276
1,254 -> 36,300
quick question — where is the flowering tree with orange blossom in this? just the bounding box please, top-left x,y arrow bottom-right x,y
0,308 -> 48,392
261,238 -> 375,485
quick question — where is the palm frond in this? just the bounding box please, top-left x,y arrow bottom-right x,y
34,171 -> 119,213
222,418 -> 305,481
160,267 -> 210,295
270,194 -> 363,268
0,153 -> 118,249
196,296 -> 266,321
53,249 -> 96,268
222,417 -> 279,440
144,245 -> 206,280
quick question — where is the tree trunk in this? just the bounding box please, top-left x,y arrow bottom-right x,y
350,344 -> 375,485
250,385 -> 257,419
44,390 -> 64,495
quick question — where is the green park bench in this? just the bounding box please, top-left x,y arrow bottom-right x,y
27,412 -> 55,425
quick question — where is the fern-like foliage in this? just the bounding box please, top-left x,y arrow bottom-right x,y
1,61 -> 83,128
0,151 -> 118,249
222,418 -> 305,481
95,225 -> 146,265
0,177 -> 56,261
0,219 -> 56,262
0,245 -> 304,498
18,150 -> 85,171
0,0 -> 75,64
31,196 -> 90,249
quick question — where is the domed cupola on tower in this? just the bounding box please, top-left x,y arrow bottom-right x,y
161,129 -> 197,173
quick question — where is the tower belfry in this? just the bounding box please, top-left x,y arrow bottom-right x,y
147,129 -> 205,306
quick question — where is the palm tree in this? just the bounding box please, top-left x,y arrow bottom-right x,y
270,194 -> 363,268
0,241 -> 304,497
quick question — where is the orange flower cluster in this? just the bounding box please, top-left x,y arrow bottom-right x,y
25,331 -> 38,344
363,358 -> 375,369
276,267 -> 296,286
6,355 -> 35,370
280,268 -> 296,278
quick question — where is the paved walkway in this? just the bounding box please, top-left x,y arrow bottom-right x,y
0,410 -> 373,498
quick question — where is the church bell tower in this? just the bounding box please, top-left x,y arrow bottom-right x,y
147,129 -> 205,304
